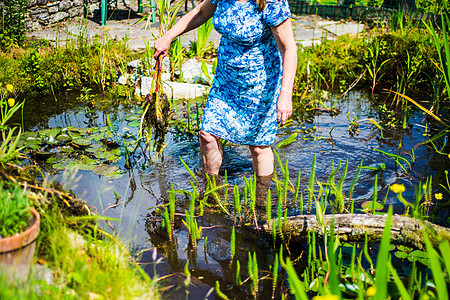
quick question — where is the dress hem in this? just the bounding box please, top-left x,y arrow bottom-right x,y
200,128 -> 275,147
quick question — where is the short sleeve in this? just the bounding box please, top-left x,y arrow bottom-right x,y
209,0 -> 218,5
261,0 -> 291,27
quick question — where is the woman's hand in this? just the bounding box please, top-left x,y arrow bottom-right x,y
154,36 -> 172,60
277,89 -> 292,126
153,0 -> 216,60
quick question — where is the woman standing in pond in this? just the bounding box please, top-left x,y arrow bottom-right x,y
154,0 -> 297,177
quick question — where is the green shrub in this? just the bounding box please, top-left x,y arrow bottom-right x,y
0,0 -> 28,51
0,183 -> 31,238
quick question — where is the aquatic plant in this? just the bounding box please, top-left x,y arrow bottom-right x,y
307,153 -> 317,214
424,6 -> 450,102
215,281 -> 229,300
233,184 -> 242,225
140,55 -> 170,153
230,225 -> 236,262
247,251 -> 259,298
365,37 -> 391,95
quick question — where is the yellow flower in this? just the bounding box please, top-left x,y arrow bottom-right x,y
366,286 -> 376,297
7,98 -> 15,107
6,84 -> 13,93
435,193 -> 443,200
312,295 -> 339,300
390,183 -> 405,194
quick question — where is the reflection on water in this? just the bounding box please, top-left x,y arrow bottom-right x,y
23,89 -> 449,297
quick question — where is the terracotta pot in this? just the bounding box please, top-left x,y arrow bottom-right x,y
0,207 -> 40,282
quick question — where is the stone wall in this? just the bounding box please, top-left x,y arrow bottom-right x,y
26,0 -> 101,30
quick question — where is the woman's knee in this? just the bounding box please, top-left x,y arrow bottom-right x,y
249,145 -> 271,157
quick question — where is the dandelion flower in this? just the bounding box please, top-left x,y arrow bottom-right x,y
7,98 -> 15,107
435,193 -> 443,200
390,183 -> 405,194
6,84 -> 13,93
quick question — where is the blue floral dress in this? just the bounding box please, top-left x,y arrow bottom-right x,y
200,0 -> 291,145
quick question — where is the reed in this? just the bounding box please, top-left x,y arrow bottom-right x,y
230,225 -> 236,262
236,260 -> 242,285
162,207 -> 172,241
215,281 -> 229,300
374,206 -> 393,300
247,251 -> 259,298
307,153 -> 317,214
271,252 -> 279,299
293,170 -> 301,215
184,259 -> 191,299
372,175 -> 378,215
266,188 -> 271,229
348,158 -> 363,213
233,184 -> 242,225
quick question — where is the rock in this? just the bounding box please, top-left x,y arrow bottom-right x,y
48,5 -> 59,14
50,12 -> 68,24
59,0 -> 72,11
181,58 -> 213,86
117,74 -> 130,85
137,76 -> 209,100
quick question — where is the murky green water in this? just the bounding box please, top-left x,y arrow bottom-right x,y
20,89 -> 449,298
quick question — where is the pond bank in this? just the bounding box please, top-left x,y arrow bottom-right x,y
0,167 -> 159,298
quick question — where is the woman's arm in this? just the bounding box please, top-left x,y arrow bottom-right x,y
154,0 -> 217,59
271,19 -> 297,126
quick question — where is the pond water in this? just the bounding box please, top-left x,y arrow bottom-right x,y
20,89 -> 450,298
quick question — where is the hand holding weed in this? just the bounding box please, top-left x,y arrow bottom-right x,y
154,36 -> 172,60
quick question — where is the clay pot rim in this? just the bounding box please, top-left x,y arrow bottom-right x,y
0,207 -> 40,253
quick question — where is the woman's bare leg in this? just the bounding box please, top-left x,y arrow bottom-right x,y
249,145 -> 274,176
200,130 -> 223,175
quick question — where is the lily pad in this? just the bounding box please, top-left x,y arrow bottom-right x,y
60,146 -> 74,153
46,155 -> 62,164
39,127 -> 62,140
53,159 -> 77,170
94,165 -> 120,176
72,138 -> 92,147
125,115 -> 141,121
86,144 -> 105,153
57,133 -> 72,142
65,126 -> 86,134
77,156 -> 100,171
90,132 -> 107,141
127,119 -> 141,128
361,201 -> 384,211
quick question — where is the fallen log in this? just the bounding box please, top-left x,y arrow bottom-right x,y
262,214 -> 450,250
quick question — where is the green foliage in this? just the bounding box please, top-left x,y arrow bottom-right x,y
197,18 -> 214,58
0,83 -> 25,164
0,0 -> 28,50
1,34 -> 133,98
0,183 -> 31,238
